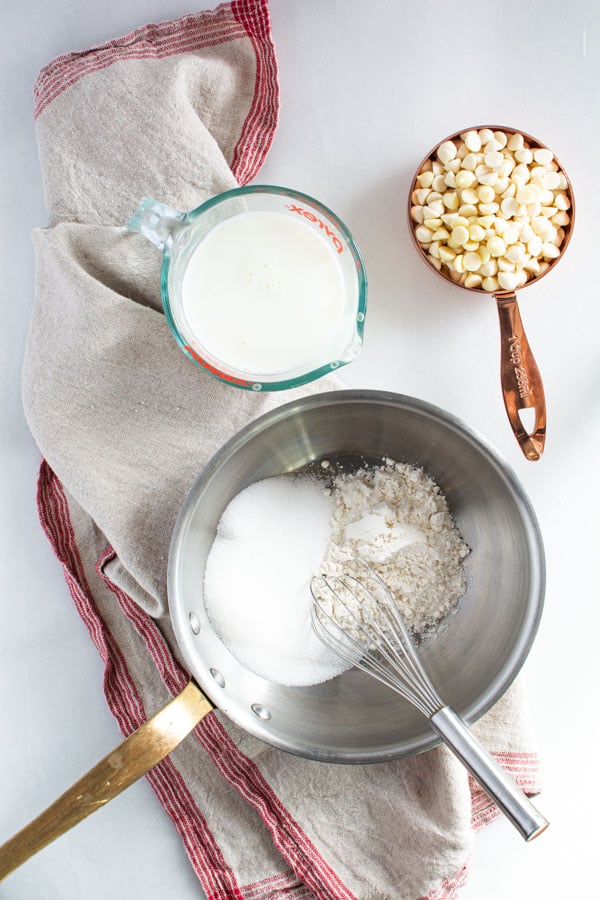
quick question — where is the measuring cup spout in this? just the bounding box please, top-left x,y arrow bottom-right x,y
126,197 -> 187,251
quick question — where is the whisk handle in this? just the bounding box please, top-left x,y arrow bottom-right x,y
430,706 -> 548,841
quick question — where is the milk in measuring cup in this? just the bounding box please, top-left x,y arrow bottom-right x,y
180,210 -> 347,375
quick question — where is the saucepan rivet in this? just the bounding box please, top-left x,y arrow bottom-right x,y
210,668 -> 226,687
251,704 -> 272,720
189,612 -> 201,634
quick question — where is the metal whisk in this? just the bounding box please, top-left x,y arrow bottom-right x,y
310,565 -> 548,842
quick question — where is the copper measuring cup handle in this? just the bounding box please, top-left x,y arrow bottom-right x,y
0,681 -> 213,883
495,292 -> 546,461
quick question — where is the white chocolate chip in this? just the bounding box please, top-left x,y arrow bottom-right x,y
462,152 -> 478,171
426,200 -> 445,216
477,185 -> 496,204
461,187 -> 479,205
478,214 -> 495,228
554,192 -> 571,210
480,259 -> 498,276
497,257 -> 516,272
464,273 -> 483,288
503,225 -> 520,245
445,158 -> 462,173
515,148 -> 533,164
507,132 -> 524,151
417,171 -> 434,188
516,184 -> 540,205
520,223 -> 535,242
497,271 -> 521,291
461,130 -> 482,152
501,197 -> 519,217
441,212 -> 460,226
543,171 -> 561,190
451,224 -> 470,245
487,235 -> 506,257
534,147 -> 554,166
444,171 -> 457,188
437,140 -> 457,164
415,225 -> 434,243
527,236 -> 543,256
505,243 -> 526,264
455,169 -> 476,189
478,201 -> 500,215
523,257 -> 541,274
512,164 -> 531,184
484,150 -> 504,169
482,275 -> 499,291
438,246 -> 456,262
542,242 -> 561,258
463,251 -> 482,272
442,192 -> 459,210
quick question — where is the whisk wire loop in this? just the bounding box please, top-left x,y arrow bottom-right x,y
310,571 -> 442,717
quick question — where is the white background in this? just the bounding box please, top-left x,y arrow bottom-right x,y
2,1 -> 599,897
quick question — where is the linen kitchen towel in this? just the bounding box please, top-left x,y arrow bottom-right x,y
20,2 -> 542,897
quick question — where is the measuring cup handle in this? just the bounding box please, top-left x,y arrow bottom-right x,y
495,292 -> 546,461
126,197 -> 187,251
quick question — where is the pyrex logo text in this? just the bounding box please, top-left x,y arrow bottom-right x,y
285,204 -> 344,254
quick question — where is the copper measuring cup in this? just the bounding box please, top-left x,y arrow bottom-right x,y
408,126 -> 575,461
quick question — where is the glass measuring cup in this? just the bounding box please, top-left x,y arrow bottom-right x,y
126,185 -> 368,391
408,126 -> 575,461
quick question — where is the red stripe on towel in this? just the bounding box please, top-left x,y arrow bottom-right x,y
230,0 -> 279,185
97,551 -> 356,900
37,462 -> 243,900
242,869 -> 316,899
418,858 -> 470,900
37,462 -> 145,733
33,2 -> 271,123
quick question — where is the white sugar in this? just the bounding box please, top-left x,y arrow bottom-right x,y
203,475 -> 350,686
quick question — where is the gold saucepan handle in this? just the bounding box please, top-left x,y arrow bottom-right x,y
0,681 -> 213,883
495,292 -> 546,461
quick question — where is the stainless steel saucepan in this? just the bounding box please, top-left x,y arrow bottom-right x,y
0,390 -> 545,879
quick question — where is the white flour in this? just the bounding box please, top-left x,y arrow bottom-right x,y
319,461 -> 469,635
203,462 -> 468,686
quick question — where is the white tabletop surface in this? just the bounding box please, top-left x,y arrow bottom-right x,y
2,1 -> 599,897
